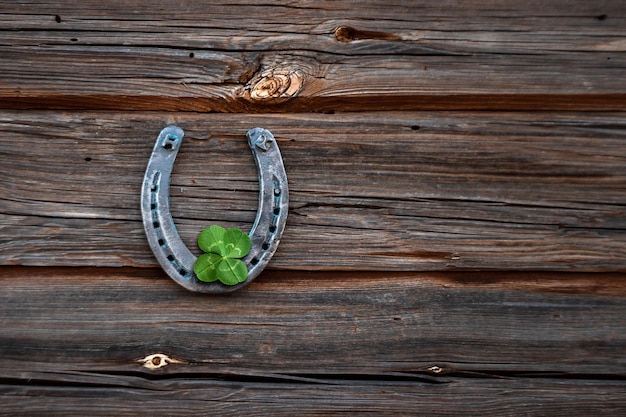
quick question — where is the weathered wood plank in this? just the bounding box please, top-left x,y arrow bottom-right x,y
1,0 -> 625,111
1,111 -> 625,271
2,378 -> 625,416
0,266 -> 624,415
1,267 -> 624,375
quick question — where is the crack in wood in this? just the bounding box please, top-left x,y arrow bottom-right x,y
335,26 -> 402,42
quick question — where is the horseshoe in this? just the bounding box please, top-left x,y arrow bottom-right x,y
141,126 -> 289,293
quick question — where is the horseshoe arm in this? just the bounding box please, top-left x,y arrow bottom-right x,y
141,126 -> 288,293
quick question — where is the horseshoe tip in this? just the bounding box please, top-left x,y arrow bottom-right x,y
247,127 -> 275,151
162,125 -> 185,137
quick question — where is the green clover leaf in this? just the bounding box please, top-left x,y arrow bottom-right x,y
193,225 -> 250,285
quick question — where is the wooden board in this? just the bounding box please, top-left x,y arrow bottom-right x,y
0,267 -> 625,415
4,378 -> 625,416
1,1 -> 625,111
1,111 -> 625,271
3,376 -> 625,416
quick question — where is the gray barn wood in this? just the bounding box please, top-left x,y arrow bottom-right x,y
0,1 -> 625,111
1,111 -> 625,271
1,267 -> 625,415
0,0 -> 625,415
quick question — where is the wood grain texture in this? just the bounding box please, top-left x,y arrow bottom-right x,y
0,267 -> 625,415
3,378 -> 626,416
1,1 -> 625,111
1,111 -> 625,271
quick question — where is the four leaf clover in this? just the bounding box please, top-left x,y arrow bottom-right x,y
193,225 -> 251,285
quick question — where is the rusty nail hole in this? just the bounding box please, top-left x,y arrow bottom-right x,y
189,52 -> 195,58
152,356 -> 161,366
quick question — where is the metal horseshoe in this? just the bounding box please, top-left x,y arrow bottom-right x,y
141,126 -> 288,293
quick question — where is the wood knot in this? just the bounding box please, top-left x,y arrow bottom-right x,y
335,26 -> 358,42
138,353 -> 183,370
428,365 -> 444,374
246,68 -> 304,101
